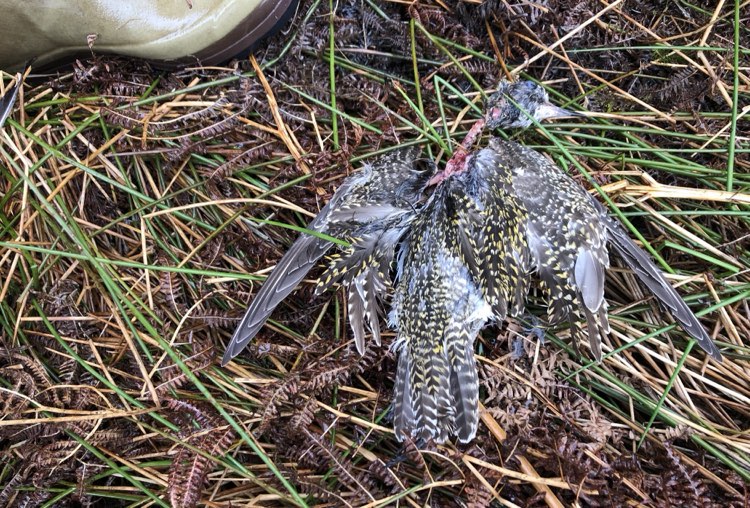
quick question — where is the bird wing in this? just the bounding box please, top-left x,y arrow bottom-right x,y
222,168 -> 387,365
223,175 -> 371,366
317,222 -> 410,353
487,178 -> 530,319
223,147 -> 432,365
591,199 -> 722,361
469,147 -> 532,319
316,223 -> 404,294
222,232 -> 335,365
493,139 -> 610,358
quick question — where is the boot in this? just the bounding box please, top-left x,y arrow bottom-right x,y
0,0 -> 298,71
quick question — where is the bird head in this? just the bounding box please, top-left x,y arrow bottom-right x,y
484,80 -> 582,130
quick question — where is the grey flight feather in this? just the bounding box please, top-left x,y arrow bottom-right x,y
347,269 -> 386,354
348,277 -> 367,355
575,249 -> 606,312
222,233 -> 333,365
592,199 -> 722,361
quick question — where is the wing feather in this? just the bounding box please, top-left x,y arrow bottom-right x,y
392,344 -> 414,441
574,249 -> 605,312
591,199 -> 722,361
348,274 -> 367,355
222,234 -> 333,365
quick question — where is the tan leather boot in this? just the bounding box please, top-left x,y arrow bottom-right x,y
0,0 -> 298,71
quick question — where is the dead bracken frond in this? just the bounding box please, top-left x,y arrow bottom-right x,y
165,399 -> 236,508
0,0 -> 748,505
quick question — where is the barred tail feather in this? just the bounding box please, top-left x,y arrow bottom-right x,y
445,322 -> 479,443
393,347 -> 414,441
415,346 -> 453,443
599,305 -> 611,334
568,315 -> 586,358
393,338 -> 453,443
348,268 -> 385,355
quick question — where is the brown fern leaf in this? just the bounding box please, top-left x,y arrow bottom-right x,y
101,107 -> 151,132
0,468 -> 29,506
167,426 -> 235,508
165,139 -> 209,163
158,259 -> 187,312
156,333 -> 215,396
300,429 -> 386,503
203,140 -> 276,181
164,399 -> 235,507
192,308 -> 236,329
165,398 -> 220,430
257,375 -> 301,435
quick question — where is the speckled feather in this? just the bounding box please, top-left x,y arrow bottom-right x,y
488,138 -> 610,359
488,137 -> 721,362
462,148 -> 530,319
223,147 -> 434,365
387,91 -> 571,443
390,179 -> 494,444
316,217 -> 417,354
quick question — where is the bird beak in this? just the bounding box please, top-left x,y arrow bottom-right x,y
535,102 -> 585,121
